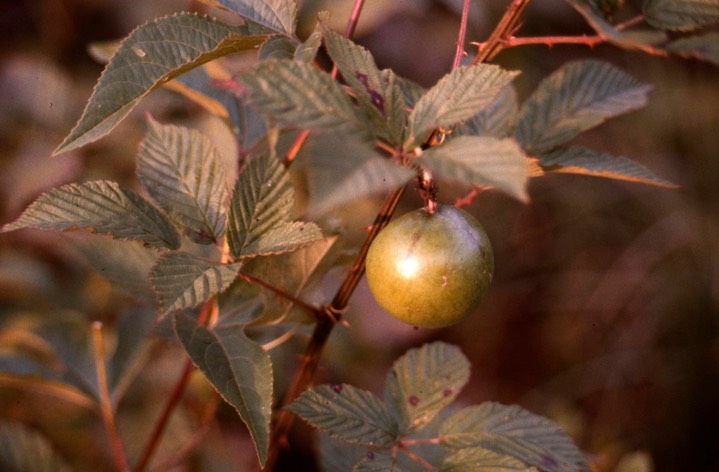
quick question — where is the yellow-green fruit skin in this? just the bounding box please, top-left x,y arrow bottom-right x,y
365,205 -> 494,328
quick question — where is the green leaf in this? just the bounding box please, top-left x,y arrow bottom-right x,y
406,64 -> 519,149
174,311 -> 272,466
259,34 -> 297,60
208,0 -> 297,35
442,447 -> 534,471
2,181 -> 180,249
239,59 -> 372,137
539,146 -> 677,187
384,342 -> 470,435
515,60 -> 652,155
462,86 -> 518,138
54,13 -> 268,154
318,433 -> 373,472
108,308 -> 154,401
137,118 -> 228,244
150,251 -> 242,316
294,28 -> 323,63
0,422 -> 72,472
354,454 -> 409,471
440,402 -> 589,472
227,153 -> 323,258
417,136 -> 529,202
287,384 -> 399,448
321,27 -> 407,146
667,32 -> 719,65
302,133 -> 414,215
643,0 -> 719,31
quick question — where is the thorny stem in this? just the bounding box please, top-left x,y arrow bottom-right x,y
472,0 -> 531,64
238,270 -> 322,319
92,322 -> 130,472
453,0 -> 471,69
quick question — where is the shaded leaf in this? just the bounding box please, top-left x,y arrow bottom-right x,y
2,181 -> 180,249
354,454 -> 408,471
150,251 -> 242,316
259,34 -> 296,60
174,311 -> 272,466
227,153 -> 322,258
443,447 -> 534,471
294,28 -> 323,63
417,136 -> 529,201
643,0 -> 719,31
54,13 -> 268,154
287,384 -> 398,448
440,402 -> 589,472
240,59 -> 372,137
207,0 -> 297,35
137,118 -> 228,244
0,422 -> 72,472
539,146 -> 677,187
406,64 -> 519,149
515,60 -> 652,155
462,86 -> 518,138
318,433 -> 372,472
302,133 -> 414,216
667,32 -> 719,65
384,342 -> 470,435
108,308 -> 154,402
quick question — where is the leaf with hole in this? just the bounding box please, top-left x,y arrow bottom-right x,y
2,181 -> 180,249
54,13 -> 268,154
137,118 -> 228,244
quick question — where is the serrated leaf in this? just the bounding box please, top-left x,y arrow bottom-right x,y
515,60 -> 652,155
174,311 -> 272,466
667,32 -> 719,65
354,454 -> 408,471
54,13 -> 268,154
384,342 -> 470,435
228,153 -> 322,257
321,27 -> 406,146
207,0 -> 297,35
440,403 -> 589,472
539,146 -> 677,187
137,118 -> 228,244
643,0 -> 719,31
462,86 -> 519,138
150,251 -> 242,316
2,181 -> 180,249
287,384 -> 398,448
406,64 -> 519,149
239,59 -> 372,137
442,447 -> 534,471
294,28 -> 323,63
417,136 -> 529,201
259,34 -> 297,60
302,133 -> 414,215
319,433 -> 372,472
0,422 -> 72,472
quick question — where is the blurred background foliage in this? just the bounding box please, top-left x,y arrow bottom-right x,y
0,0 -> 717,471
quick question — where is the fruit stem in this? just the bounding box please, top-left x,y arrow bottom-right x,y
419,168 -> 438,215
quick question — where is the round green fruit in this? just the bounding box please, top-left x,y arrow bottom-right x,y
365,205 -> 494,328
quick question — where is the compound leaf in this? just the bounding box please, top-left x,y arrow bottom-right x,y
137,118 -> 228,244
406,64 -> 519,149
539,146 -> 677,187
228,153 -> 322,258
206,0 -> 297,35
287,384 -> 398,448
2,181 -> 180,249
515,60 -> 652,155
417,136 -> 529,202
440,402 -> 589,472
643,0 -> 719,31
54,13 -> 268,154
667,32 -> 719,65
174,311 -> 272,466
239,59 -> 372,137
384,342 -> 470,435
150,251 -> 242,316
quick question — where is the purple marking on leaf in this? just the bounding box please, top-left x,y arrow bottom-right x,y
443,388 -> 453,397
354,71 -> 384,113
540,455 -> 559,467
408,395 -> 419,406
366,451 -> 375,460
331,384 -> 343,393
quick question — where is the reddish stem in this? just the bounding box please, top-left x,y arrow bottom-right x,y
238,270 -> 322,318
453,0 -> 471,69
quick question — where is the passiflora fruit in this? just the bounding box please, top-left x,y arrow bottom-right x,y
365,205 -> 493,328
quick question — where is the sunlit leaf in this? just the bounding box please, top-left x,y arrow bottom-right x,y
440,402 -> 589,472
150,251 -> 242,316
137,118 -> 228,244
384,342 -> 470,435
174,311 -> 272,466
227,153 -> 323,257
667,32 -> 719,65
2,181 -> 180,250
406,64 -> 519,149
287,384 -> 398,448
0,422 -> 72,472
54,13 -> 268,154
443,447 -> 534,471
643,0 -> 719,31
539,146 -> 677,187
417,136 -> 529,201
515,60 -> 652,155
206,0 -> 297,35
239,59 -> 372,137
